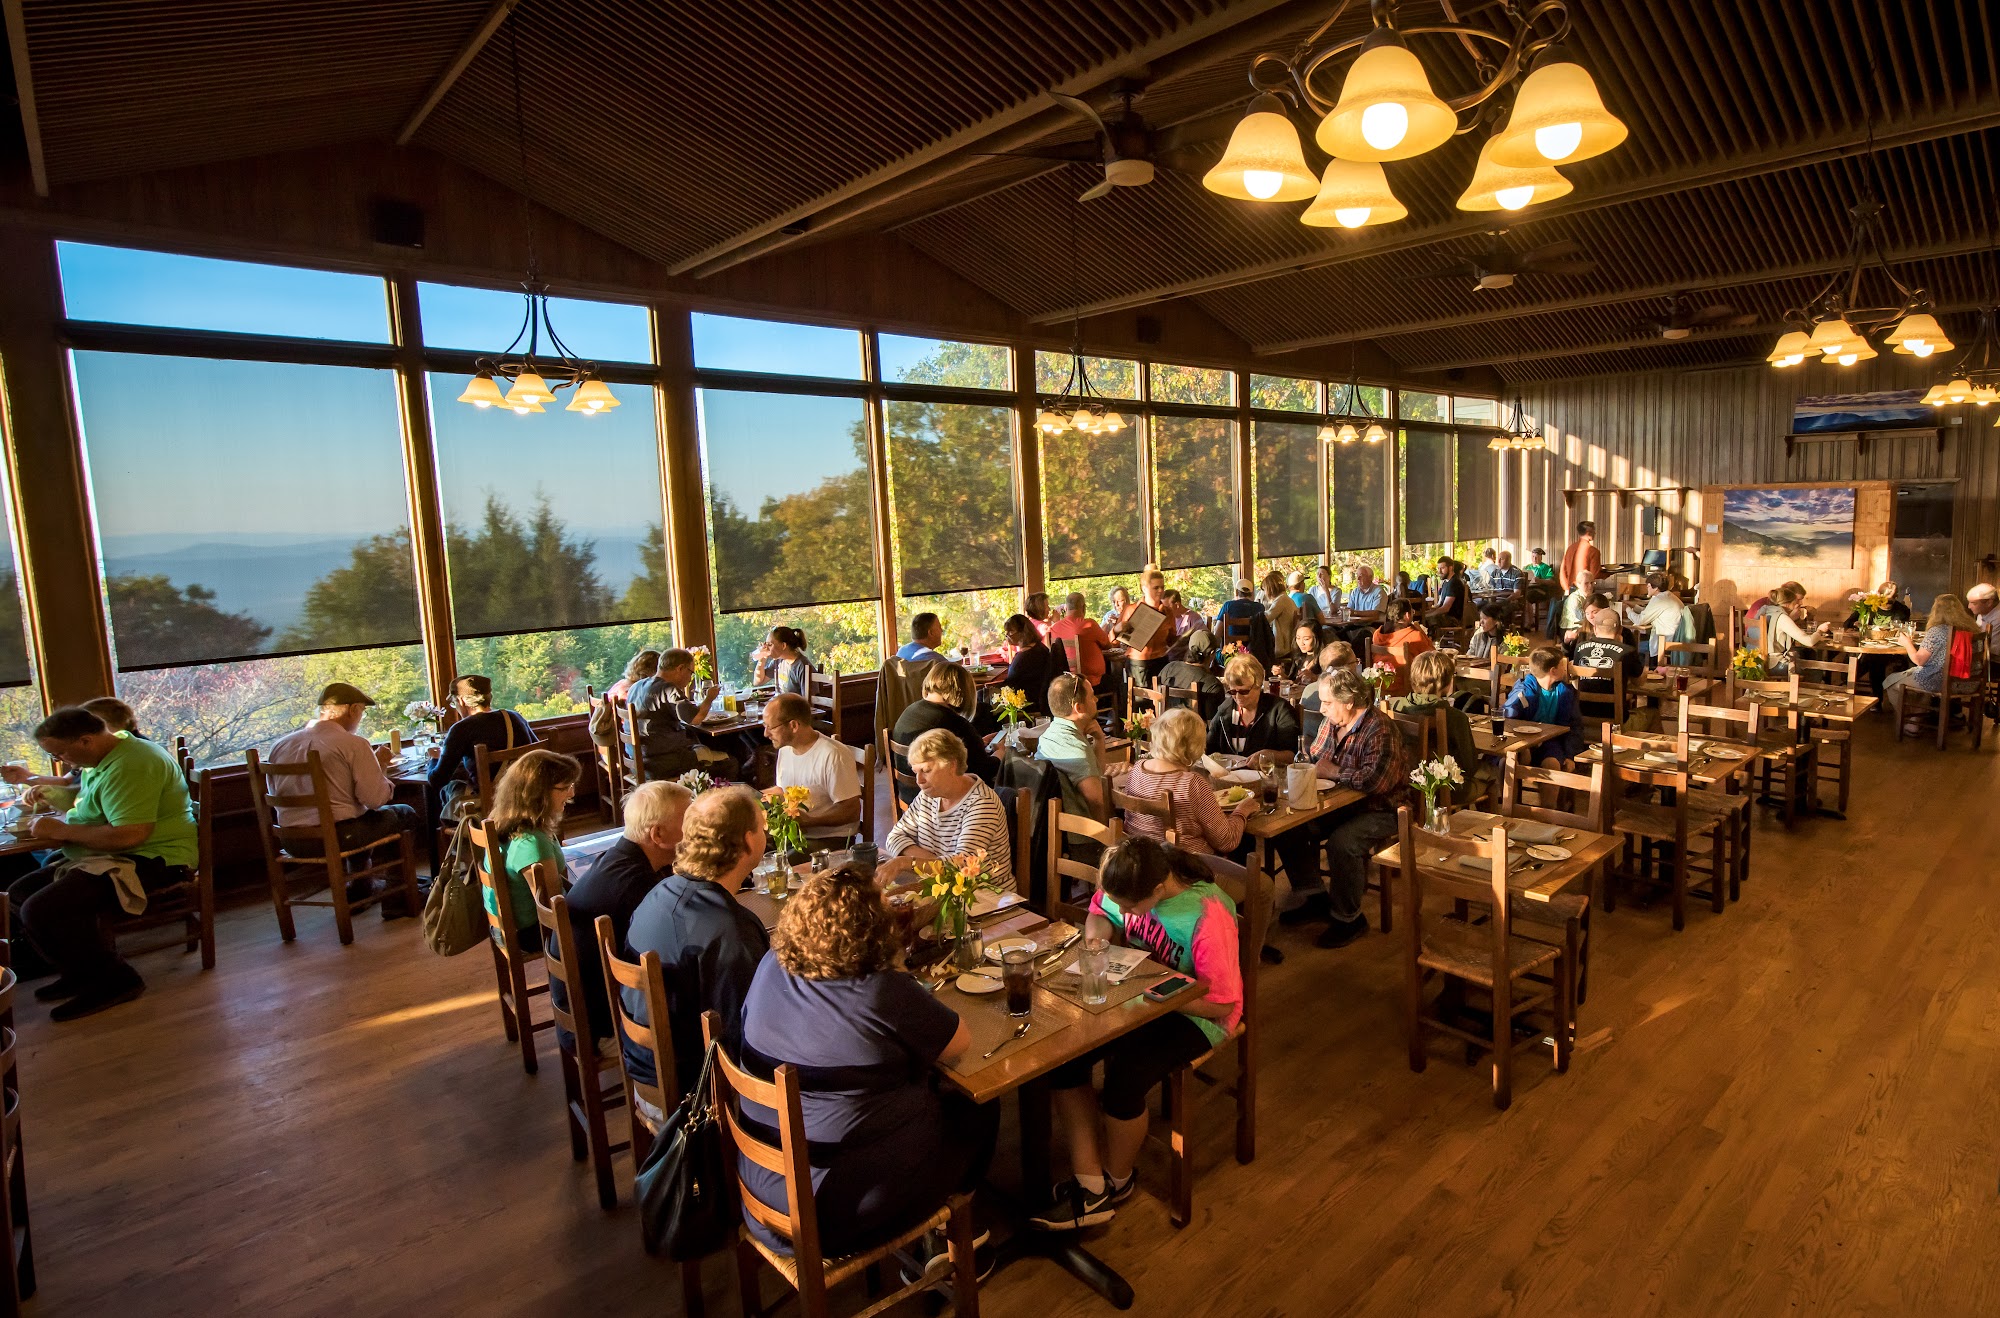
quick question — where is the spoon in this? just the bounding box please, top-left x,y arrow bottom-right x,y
981,1020 -> 1033,1059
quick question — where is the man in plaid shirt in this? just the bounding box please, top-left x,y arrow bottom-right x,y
1306,668 -> 1411,949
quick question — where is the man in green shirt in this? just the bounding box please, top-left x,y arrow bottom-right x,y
15,706 -> 196,1021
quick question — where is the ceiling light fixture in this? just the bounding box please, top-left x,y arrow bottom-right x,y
456,18 -> 615,418
1037,179 -> 1129,439
1921,306 -> 2000,413
1320,353 -> 1388,444
1300,158 -> 1407,228
1204,0 -> 1620,229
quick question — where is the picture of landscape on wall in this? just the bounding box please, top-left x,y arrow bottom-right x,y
1720,486 -> 1856,583
1791,389 -> 1931,435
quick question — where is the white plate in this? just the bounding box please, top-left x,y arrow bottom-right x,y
1210,753 -> 1250,770
955,973 -> 1005,994
1217,768 -> 1261,786
984,935 -> 1038,963
1527,844 -> 1573,861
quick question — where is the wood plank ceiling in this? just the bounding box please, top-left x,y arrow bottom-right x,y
8,0 -> 1998,383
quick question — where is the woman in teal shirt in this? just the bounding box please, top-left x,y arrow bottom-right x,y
486,748 -> 579,949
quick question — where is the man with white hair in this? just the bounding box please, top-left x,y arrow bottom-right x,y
1969,584 -> 2000,712
558,780 -> 694,1051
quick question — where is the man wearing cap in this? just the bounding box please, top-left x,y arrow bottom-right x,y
1217,577 -> 1275,669
267,682 -> 420,876
1286,570 -> 1325,643
1969,584 -> 2000,712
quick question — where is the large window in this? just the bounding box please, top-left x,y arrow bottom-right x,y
879,336 -> 1010,389
1149,363 -> 1234,407
1457,430 -> 1500,540
1042,416 -> 1143,581
885,401 -> 1019,596
73,353 -> 422,670
1151,416 -> 1237,570
1398,389 -> 1448,422
699,389 -> 879,679
1035,352 -> 1139,399
0,448 -> 43,767
417,282 -> 653,363
1330,439 -> 1388,552
716,603 -> 880,688
1253,421 -> 1323,560
693,314 -> 863,380
1402,428 -> 1455,547
1452,395 -> 1499,426
1250,375 -> 1319,412
57,242 -> 391,342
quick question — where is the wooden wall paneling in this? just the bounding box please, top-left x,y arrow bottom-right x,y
0,226 -> 112,707
388,272 -> 458,702
652,306 -> 714,652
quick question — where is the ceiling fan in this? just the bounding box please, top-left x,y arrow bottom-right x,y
1629,293 -> 1759,340
1418,233 -> 1598,291
978,82 -> 1231,202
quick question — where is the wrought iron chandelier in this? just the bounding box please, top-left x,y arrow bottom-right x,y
1203,0 -> 1624,227
1765,199 -> 1946,370
1318,356 -> 1388,444
456,19 -> 618,418
1487,388 -> 1546,451
1035,182 -> 1128,437
1919,306 -> 2000,418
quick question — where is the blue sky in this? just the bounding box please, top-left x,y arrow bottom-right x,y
697,389 -> 869,513
58,242 -> 392,341
692,312 -> 863,379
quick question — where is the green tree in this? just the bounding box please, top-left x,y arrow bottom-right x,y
885,400 -> 1018,595
449,494 -> 615,634
285,529 -> 421,649
0,570 -> 28,685
106,573 -> 271,668
1151,415 -> 1237,572
621,522 -> 674,617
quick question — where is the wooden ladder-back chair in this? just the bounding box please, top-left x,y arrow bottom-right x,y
109,738 -> 217,969
1674,695 -> 1758,900
1161,681 -> 1220,721
0,968 -> 33,1312
1571,663 -> 1625,741
1598,726 -> 1728,931
1499,759 -> 1604,1008
1661,640 -> 1720,675
527,864 -> 628,1210
843,742 -> 875,849
703,1010 -> 981,1318
1393,806 -> 1570,1110
1127,679 -> 1168,729
468,818 -> 553,1074
1042,800 -> 1121,923
472,740 -> 535,815
1220,615 -> 1259,654
1894,629 -> 1988,751
608,693 -> 647,802
878,730 -> 915,825
245,748 -> 419,946
1160,851 -> 1265,1227
1792,655 -> 1858,814
1110,783 -> 1177,846
596,919 -> 706,1316
1731,674 -> 1813,826
806,668 -> 841,737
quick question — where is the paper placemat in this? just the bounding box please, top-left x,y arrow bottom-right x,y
934,988 -> 1072,1076
1042,955 -> 1171,1014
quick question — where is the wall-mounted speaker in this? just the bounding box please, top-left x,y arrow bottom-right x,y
1640,506 -> 1664,536
369,198 -> 425,249
1135,314 -> 1163,345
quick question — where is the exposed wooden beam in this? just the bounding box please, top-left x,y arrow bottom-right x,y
1,0 -> 47,197
675,0 -> 1311,279
1030,99 -> 2000,325
1257,232 -> 2000,356
395,0 -> 520,147
1407,297 -> 1992,374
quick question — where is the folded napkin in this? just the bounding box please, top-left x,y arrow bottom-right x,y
1446,811 -> 1565,845
968,889 -> 1027,919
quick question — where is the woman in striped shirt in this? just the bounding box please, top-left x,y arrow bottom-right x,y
876,728 -> 1014,887
1115,707 -> 1258,855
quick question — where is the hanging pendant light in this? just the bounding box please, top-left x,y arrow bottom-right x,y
1766,331 -> 1811,367
1488,62 -> 1628,168
1455,136 -> 1573,212
1362,421 -> 1388,443
1945,377 -> 1974,402
565,379 -> 623,414
457,372 -> 507,408
1834,339 -> 1878,367
1300,159 -> 1408,228
1202,94 -> 1320,201
1921,383 -> 1949,406
1807,317 -> 1861,358
1316,29 -> 1456,162
1973,384 -> 1998,405
1887,311 -> 1952,357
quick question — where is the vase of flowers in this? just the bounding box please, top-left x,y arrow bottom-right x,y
1218,641 -> 1247,665
1122,709 -> 1154,746
916,850 -> 1003,970
761,785 -> 811,868
1499,632 -> 1531,657
675,768 -> 715,795
1409,756 -> 1463,833
1731,646 -> 1766,681
992,685 -> 1032,749
403,700 -> 448,748
1361,664 -> 1395,696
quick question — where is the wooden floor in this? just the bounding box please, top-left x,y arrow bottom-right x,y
19,717 -> 2000,1317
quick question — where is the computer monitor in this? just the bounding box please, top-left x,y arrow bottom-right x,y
1641,549 -> 1669,570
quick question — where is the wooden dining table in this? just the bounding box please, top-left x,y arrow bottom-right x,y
1627,671 -> 1718,705
1734,689 -> 1879,724
1370,810 -> 1619,910
1471,718 -> 1572,761
1575,737 -> 1756,790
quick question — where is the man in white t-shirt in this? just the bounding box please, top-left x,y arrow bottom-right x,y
761,693 -> 861,842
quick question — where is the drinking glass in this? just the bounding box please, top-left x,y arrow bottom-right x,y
1002,948 -> 1034,1017
1079,937 -> 1110,1006
761,861 -> 789,900
953,926 -> 985,972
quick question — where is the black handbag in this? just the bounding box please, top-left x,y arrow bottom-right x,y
636,1042 -> 740,1260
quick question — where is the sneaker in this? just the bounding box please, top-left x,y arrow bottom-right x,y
1104,1170 -> 1139,1206
1277,893 -> 1330,927
1314,914 -> 1370,950
1028,1179 -> 1116,1231
34,976 -> 85,1003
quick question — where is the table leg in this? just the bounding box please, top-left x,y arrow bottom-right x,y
989,1080 -> 1139,1311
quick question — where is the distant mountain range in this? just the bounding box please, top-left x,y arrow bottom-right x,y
103,530 -> 653,633
1722,522 -> 1853,560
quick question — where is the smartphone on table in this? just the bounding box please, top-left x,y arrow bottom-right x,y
1143,974 -> 1197,1003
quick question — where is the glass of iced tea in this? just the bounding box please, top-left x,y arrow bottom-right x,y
1002,948 -> 1035,1017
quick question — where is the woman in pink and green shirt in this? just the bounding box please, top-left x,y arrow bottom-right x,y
1029,838 -> 1243,1232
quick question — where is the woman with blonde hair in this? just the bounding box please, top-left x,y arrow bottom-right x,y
877,728 -> 1012,884
1119,706 -> 1256,855
619,785 -> 769,1096
1763,584 -> 1831,674
1386,650 -> 1481,804
1885,592 -> 1979,725
737,864 -> 994,1260
486,749 -> 580,944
